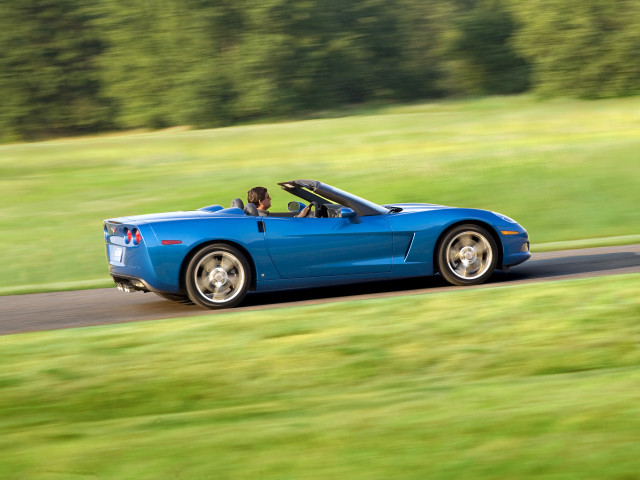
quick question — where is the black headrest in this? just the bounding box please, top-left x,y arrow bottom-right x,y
244,203 -> 259,216
230,198 -> 244,209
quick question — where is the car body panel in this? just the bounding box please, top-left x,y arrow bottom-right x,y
263,215 -> 393,278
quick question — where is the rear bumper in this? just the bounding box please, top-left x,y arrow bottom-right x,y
106,240 -> 164,291
110,273 -> 155,293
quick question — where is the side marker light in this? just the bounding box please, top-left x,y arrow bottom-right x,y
161,240 -> 183,245
501,230 -> 520,235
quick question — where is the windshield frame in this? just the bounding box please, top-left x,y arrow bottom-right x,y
278,180 -> 389,216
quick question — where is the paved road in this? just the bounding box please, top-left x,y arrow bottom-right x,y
1,245 -> 639,336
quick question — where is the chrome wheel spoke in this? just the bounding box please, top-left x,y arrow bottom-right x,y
212,286 -> 225,300
445,230 -> 493,281
203,259 -> 217,273
193,250 -> 246,304
220,257 -> 232,272
473,240 -> 486,256
198,275 -> 212,294
454,264 -> 467,277
226,271 -> 239,288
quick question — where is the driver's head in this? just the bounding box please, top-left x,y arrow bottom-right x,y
247,186 -> 271,210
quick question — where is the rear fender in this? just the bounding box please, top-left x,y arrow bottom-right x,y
146,217 -> 280,292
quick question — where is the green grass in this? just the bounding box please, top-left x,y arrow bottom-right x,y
1,274 -> 639,479
532,234 -> 640,252
1,95 -> 639,291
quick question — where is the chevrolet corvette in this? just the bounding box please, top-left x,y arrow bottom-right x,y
104,180 -> 530,308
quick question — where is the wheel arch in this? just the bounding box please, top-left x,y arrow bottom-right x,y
178,240 -> 258,293
433,220 -> 503,273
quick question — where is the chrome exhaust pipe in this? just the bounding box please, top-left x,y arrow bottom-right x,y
116,281 -> 137,293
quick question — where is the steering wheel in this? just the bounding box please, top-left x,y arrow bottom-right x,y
308,201 -> 319,218
296,201 -> 317,218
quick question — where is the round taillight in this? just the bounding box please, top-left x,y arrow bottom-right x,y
134,229 -> 142,245
126,228 -> 132,244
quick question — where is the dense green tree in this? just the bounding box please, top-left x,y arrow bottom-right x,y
0,0 -> 112,141
98,0 -> 431,127
449,0 -> 530,95
96,0 -> 212,128
390,0 -> 457,99
511,0 -> 640,98
2,0 -> 639,141
251,0 -> 412,109
98,0 -> 286,127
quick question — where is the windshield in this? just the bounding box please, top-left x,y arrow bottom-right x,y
313,183 -> 389,216
279,180 -> 393,216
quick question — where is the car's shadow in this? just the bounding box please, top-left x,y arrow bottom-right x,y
239,272 -> 519,308
240,276 -> 445,307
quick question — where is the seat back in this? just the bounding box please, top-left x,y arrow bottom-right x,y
244,203 -> 259,216
230,198 -> 244,210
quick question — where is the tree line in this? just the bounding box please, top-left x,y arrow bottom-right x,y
1,0 -> 639,141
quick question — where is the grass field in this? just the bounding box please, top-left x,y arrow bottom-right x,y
1,95 -> 639,291
1,274 -> 639,479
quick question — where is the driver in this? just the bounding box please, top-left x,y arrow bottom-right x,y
247,186 -> 312,217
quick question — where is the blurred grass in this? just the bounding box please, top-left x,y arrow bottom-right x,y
1,95 -> 639,290
1,274 -> 639,479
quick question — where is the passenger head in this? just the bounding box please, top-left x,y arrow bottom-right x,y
247,186 -> 271,210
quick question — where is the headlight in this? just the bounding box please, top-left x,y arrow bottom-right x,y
493,212 -> 517,223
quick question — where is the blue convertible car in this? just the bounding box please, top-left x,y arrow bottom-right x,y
104,180 -> 530,309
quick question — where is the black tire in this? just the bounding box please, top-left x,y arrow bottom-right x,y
185,244 -> 251,309
437,224 -> 498,286
154,292 -> 194,305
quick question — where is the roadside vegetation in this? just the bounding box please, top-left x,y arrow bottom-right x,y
1,274 -> 639,479
2,0 -> 639,141
1,95 -> 639,292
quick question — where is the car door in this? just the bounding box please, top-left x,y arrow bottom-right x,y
262,215 -> 393,278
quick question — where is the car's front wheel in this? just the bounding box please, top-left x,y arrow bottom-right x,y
185,244 -> 251,309
437,224 -> 498,286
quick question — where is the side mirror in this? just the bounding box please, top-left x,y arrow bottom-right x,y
340,208 -> 357,219
288,201 -> 305,213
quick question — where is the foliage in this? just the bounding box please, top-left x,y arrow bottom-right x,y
95,0 -> 453,129
450,0 -> 530,95
0,0 -> 113,141
3,0 -> 638,139
1,275 -> 640,478
511,0 -> 640,98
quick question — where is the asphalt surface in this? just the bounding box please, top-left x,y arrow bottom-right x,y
1,245 -> 639,336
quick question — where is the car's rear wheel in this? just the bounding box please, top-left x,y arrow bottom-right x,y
437,224 -> 497,286
185,244 -> 251,309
